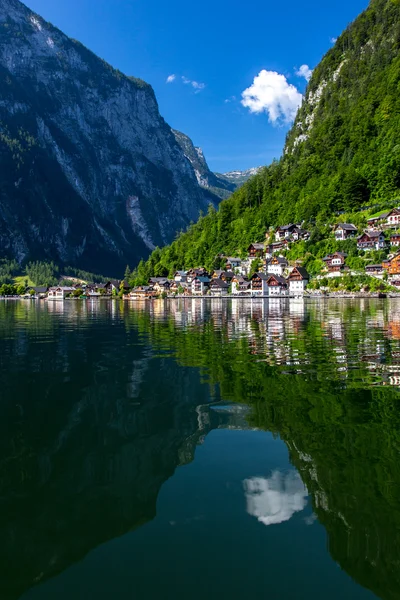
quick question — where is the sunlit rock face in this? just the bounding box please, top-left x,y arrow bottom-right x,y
0,0 -> 218,272
244,471 -> 308,526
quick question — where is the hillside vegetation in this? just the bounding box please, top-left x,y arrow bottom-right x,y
133,0 -> 400,281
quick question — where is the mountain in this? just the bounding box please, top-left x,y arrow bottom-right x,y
0,0 -> 221,273
216,167 -> 262,187
135,0 -> 400,278
172,129 -> 259,200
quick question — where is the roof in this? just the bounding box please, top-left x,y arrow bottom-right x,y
267,275 -> 287,285
252,272 -> 269,281
277,223 -> 295,231
226,257 -> 241,262
367,212 -> 389,221
174,270 -> 187,276
365,264 -> 383,269
336,223 -> 357,231
194,276 -> 210,283
248,243 -> 265,250
31,286 -> 48,293
105,280 -> 120,287
271,256 -> 288,264
358,230 -> 383,240
210,279 -> 229,288
224,271 -> 235,278
289,267 -> 309,279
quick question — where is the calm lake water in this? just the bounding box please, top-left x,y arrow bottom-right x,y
1,298 -> 400,600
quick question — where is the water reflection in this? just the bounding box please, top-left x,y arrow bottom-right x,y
244,471 -> 308,526
0,298 -> 399,599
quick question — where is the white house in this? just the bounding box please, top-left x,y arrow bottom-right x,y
266,275 -> 288,296
48,287 -> 76,300
287,267 -> 309,295
266,256 -> 288,277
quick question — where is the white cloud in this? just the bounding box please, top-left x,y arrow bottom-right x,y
224,95 -> 237,103
244,472 -> 308,527
330,37 -> 337,44
296,64 -> 313,82
241,70 -> 303,124
166,74 -> 176,83
181,75 -> 205,92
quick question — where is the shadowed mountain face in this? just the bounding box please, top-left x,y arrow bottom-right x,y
0,0 -> 219,273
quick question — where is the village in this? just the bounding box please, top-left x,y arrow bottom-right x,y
3,207 -> 400,300
128,206 -> 400,299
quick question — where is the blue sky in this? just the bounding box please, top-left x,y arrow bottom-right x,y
24,0 -> 368,173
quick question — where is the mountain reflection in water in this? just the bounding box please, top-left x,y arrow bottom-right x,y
0,298 -> 399,599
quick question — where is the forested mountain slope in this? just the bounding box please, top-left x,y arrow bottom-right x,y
135,0 -> 400,279
0,0 -> 219,273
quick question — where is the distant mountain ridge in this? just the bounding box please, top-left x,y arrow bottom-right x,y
172,129 -> 261,200
0,0 -> 222,272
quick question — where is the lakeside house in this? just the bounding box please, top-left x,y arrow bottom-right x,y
357,231 -> 386,251
287,267 -> 309,295
209,279 -> 229,296
192,276 -> 210,295
266,274 -> 288,296
129,286 -> 157,299
251,273 -> 269,296
323,252 -> 348,273
334,223 -> 358,241
231,276 -> 251,295
48,286 -> 76,300
174,271 -> 187,283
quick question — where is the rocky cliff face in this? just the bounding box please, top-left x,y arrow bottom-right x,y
172,129 -> 238,200
0,0 -> 219,272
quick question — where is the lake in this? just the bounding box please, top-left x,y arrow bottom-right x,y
1,297 -> 400,600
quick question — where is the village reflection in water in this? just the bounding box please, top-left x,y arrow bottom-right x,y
1,298 -> 400,600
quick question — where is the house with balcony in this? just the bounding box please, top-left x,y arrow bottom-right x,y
367,212 -> 390,228
334,223 -> 358,241
191,276 -> 210,295
323,252 -> 347,273
386,208 -> 400,227
390,234 -> 400,247
250,273 -> 269,296
247,243 -> 265,258
209,279 -> 229,296
357,231 -> 386,251
266,275 -> 289,296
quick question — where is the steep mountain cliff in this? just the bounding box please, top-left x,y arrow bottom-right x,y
172,129 -> 258,200
136,0 -> 400,278
0,0 -> 219,272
